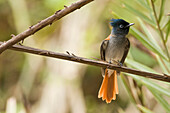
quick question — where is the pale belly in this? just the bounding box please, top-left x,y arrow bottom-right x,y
104,37 -> 126,77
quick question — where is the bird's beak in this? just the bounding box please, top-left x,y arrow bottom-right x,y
125,23 -> 135,28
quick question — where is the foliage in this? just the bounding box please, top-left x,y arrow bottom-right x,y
0,0 -> 169,113
112,0 -> 170,112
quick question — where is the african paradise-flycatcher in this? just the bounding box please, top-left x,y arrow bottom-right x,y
98,19 -> 134,103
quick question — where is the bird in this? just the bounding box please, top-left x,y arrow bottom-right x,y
98,19 -> 134,103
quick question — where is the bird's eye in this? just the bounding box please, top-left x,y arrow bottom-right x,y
119,24 -> 124,28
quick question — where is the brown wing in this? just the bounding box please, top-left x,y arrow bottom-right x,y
120,38 -> 130,64
100,40 -> 109,76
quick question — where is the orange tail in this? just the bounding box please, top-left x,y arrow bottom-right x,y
98,70 -> 119,103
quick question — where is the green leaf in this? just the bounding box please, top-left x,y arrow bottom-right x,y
126,59 -> 156,73
130,27 -> 168,61
158,0 -> 165,23
146,0 -> 150,6
165,20 -> 170,42
162,19 -> 170,30
125,59 -> 170,97
111,11 -> 121,19
156,55 -> 169,74
120,75 -> 136,104
126,73 -> 170,97
149,88 -> 170,113
137,105 -> 154,113
137,18 -> 167,60
136,0 -> 151,10
123,2 -> 155,26
138,18 -> 163,51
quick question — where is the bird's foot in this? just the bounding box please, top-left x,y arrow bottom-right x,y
111,60 -> 123,67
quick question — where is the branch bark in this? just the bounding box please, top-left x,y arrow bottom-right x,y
0,41 -> 169,83
0,0 -> 94,54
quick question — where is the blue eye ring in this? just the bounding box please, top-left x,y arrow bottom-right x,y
119,24 -> 124,28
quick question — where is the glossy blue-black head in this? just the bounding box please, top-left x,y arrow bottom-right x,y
110,19 -> 134,36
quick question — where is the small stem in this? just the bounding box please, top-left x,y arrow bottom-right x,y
150,0 -> 170,61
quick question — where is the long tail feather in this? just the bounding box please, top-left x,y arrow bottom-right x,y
98,70 -> 108,98
115,71 -> 119,94
98,69 -> 119,103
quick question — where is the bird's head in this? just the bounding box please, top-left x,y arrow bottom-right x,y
110,19 -> 134,36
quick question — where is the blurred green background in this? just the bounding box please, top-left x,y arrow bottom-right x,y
0,0 -> 170,113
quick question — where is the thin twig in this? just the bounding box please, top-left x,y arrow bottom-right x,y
150,0 -> 170,61
0,0 -> 94,54
0,42 -> 169,82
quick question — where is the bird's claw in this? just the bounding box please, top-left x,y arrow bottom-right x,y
111,60 -> 123,67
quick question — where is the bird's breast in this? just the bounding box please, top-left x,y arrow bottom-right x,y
105,37 -> 126,62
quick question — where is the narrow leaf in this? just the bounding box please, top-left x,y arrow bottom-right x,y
137,105 -> 154,113
130,27 -> 168,61
156,55 -> 169,74
125,59 -> 170,97
165,20 -> 170,42
138,18 -> 161,50
121,75 -> 136,104
162,19 -> 170,30
126,59 -> 156,73
137,18 -> 166,60
138,19 -> 154,42
123,2 -> 155,26
158,0 -> 165,23
136,0 -> 151,10
149,88 -> 170,113
126,73 -> 170,97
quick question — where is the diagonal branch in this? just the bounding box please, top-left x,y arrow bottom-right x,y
0,0 -> 94,54
0,41 -> 169,83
